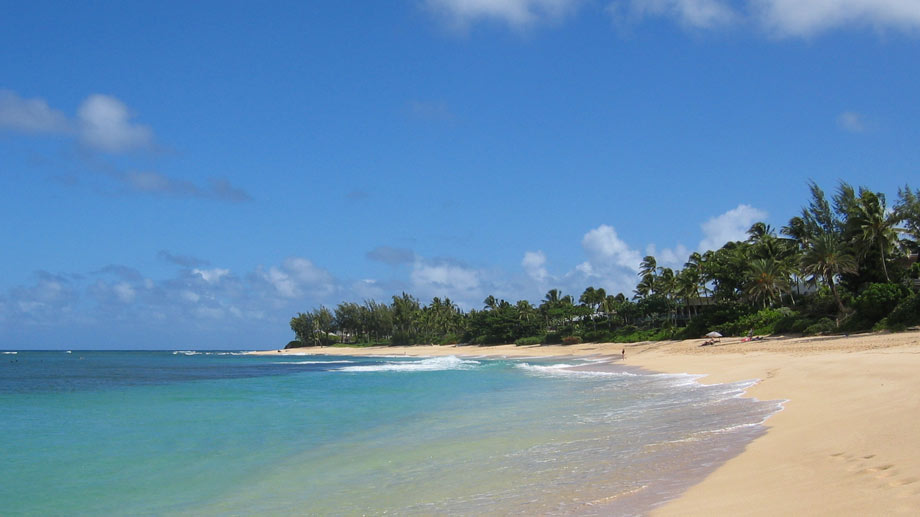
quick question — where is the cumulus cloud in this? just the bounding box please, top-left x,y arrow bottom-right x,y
698,204 -> 768,251
646,243 -> 690,268
257,257 -> 337,299
8,271 -> 79,323
581,224 -> 642,271
522,250 -> 550,283
611,0 -> 920,36
563,224 -> 643,295
0,90 -> 69,133
76,94 -> 155,152
1,91 -> 155,152
366,246 -> 416,265
837,111 -> 867,133
410,258 -> 483,300
192,268 -> 230,284
614,0 -> 737,29
753,0 -> 920,37
425,0 -> 581,29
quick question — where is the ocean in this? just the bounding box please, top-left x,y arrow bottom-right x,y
0,350 -> 781,515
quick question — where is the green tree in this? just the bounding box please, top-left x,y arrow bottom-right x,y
745,258 -> 790,308
895,185 -> 920,251
801,233 -> 858,313
848,190 -> 902,282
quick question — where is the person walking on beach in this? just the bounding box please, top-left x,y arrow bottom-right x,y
621,348 -> 625,359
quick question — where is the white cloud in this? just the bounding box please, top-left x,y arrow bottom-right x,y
352,279 -> 386,300
193,268 -> 230,284
698,204 -> 767,251
561,224 -> 643,295
610,0 -> 920,36
522,250 -> 550,283
837,111 -> 866,133
8,272 -> 79,323
582,224 -> 642,271
618,0 -> 737,28
259,257 -> 337,299
426,0 -> 581,29
646,243 -> 690,268
0,90 -> 70,133
112,282 -> 136,303
77,94 -> 154,152
411,259 -> 482,300
754,0 -> 920,37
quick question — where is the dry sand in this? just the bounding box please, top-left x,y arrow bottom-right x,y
254,330 -> 920,515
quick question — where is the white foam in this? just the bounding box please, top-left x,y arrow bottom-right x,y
515,362 -> 637,378
172,350 -> 201,356
278,360 -> 355,365
337,355 -> 479,373
2,351 -> 17,355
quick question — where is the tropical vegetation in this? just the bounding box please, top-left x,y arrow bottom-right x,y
287,182 -> 920,348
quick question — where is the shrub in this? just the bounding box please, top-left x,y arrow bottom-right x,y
887,293 -> 920,327
543,332 -> 563,344
726,307 -> 794,336
803,317 -> 836,336
284,340 -> 304,349
438,333 -> 461,345
471,334 -> 505,345
581,330 -> 614,343
791,318 -> 813,333
855,283 -> 907,323
515,336 -> 544,346
562,336 -> 583,345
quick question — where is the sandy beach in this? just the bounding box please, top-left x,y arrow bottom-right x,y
254,330 -> 920,515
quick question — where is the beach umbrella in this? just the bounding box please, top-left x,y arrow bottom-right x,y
705,331 -> 722,338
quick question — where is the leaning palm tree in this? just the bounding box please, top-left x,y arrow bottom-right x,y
801,233 -> 858,313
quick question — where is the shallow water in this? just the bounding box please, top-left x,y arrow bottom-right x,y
0,351 -> 781,515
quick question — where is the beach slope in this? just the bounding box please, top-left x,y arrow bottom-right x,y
254,331 -> 920,515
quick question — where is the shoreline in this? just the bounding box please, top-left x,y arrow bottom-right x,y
252,330 -> 920,515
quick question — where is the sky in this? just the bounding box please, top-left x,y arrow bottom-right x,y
2,0 -> 919,349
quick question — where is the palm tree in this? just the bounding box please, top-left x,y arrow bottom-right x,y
782,216 -> 811,249
634,275 -> 655,299
746,258 -> 790,308
747,222 -> 775,243
848,190 -> 902,282
639,255 -> 657,279
896,185 -> 920,250
801,233 -> 858,313
685,251 -> 711,300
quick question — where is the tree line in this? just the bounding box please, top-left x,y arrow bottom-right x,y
288,182 -> 920,348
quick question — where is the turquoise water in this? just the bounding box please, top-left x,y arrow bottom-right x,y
1,351 -> 781,515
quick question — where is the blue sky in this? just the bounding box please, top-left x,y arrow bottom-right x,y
2,1 -> 919,349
